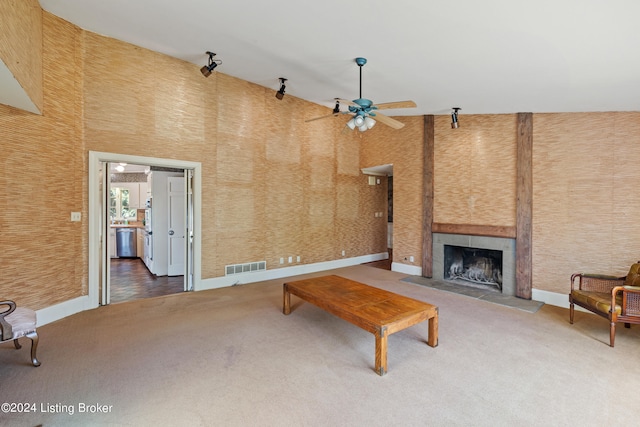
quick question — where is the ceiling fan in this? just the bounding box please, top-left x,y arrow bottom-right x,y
306,57 -> 416,131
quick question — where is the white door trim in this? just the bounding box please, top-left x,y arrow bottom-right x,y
88,151 -> 202,309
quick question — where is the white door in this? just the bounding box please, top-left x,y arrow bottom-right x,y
167,177 -> 185,276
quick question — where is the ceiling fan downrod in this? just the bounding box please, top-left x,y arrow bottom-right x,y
355,57 -> 367,99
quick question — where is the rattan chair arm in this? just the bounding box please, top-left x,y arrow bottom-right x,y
581,274 -> 624,280
570,273 -> 624,291
611,285 -> 640,315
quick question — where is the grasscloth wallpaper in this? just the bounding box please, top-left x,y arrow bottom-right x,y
2,2 -> 640,311
0,7 -> 388,310
361,116 -> 425,268
532,113 -> 640,293
0,0 -> 43,111
433,114 -> 517,228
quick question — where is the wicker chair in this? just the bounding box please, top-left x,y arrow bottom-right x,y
569,263 -> 640,347
0,300 -> 40,366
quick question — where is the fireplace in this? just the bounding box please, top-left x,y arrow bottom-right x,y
432,233 -> 516,296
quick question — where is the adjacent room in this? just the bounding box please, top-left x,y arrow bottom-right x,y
1,1 -> 640,425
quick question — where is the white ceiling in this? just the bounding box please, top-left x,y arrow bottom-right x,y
39,0 -> 640,117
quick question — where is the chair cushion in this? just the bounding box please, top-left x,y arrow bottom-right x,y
2,307 -> 37,340
624,263 -> 640,287
571,290 -> 622,315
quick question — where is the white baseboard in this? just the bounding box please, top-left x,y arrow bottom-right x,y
34,253 -> 389,324
198,252 -> 389,291
36,296 -> 93,327
531,288 -> 589,311
43,254 -> 583,325
391,262 -> 422,276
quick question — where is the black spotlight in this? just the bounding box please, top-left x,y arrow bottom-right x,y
200,51 -> 221,77
451,107 -> 461,129
332,99 -> 340,115
275,78 -> 287,100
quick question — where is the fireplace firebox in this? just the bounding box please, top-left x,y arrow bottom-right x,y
432,233 -> 516,296
444,245 -> 503,291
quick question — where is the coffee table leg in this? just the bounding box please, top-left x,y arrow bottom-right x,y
375,326 -> 388,376
427,309 -> 439,347
283,284 -> 291,315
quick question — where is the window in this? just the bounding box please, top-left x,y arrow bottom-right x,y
110,187 -> 137,221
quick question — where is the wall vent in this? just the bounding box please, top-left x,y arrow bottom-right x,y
225,261 -> 267,276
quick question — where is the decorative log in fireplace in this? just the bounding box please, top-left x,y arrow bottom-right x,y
444,245 -> 503,291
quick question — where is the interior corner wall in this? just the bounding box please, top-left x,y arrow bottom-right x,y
0,0 -> 43,112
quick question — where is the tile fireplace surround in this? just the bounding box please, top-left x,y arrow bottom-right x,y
432,233 -> 516,296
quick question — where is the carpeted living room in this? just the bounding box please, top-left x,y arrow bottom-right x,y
2,265 -> 640,425
2,1 -> 640,426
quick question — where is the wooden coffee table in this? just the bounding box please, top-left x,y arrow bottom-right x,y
283,275 -> 438,375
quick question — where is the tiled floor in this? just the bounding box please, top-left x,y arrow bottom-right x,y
110,258 -> 184,304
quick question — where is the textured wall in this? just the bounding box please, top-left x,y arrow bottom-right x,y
0,10 -> 387,309
433,114 -> 517,227
82,26 -> 389,279
361,116 -> 424,268
0,0 -> 43,112
3,6 -> 640,312
0,12 -> 83,309
533,112 -> 640,293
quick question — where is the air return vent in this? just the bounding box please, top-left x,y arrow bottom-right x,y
225,261 -> 267,276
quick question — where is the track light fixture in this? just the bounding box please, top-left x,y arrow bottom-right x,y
332,99 -> 340,115
275,78 -> 287,100
200,51 -> 221,77
451,107 -> 461,129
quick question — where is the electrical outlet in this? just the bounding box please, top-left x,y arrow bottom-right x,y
341,250 -> 346,256
70,212 -> 81,222
410,256 -> 414,262
280,258 -> 284,264
288,256 -> 293,263
296,256 -> 300,262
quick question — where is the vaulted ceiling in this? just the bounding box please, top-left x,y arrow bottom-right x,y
40,0 -> 640,117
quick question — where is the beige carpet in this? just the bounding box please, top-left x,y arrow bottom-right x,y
1,265 -> 639,426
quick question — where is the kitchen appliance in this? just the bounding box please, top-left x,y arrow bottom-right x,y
143,230 -> 153,269
116,228 -> 137,257
144,208 -> 152,232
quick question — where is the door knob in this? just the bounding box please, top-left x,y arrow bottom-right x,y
169,230 -> 174,235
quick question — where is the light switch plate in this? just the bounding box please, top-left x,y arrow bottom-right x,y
71,212 -> 81,222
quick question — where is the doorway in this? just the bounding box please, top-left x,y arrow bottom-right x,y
88,151 -> 202,309
361,164 -> 393,270
107,164 -> 187,303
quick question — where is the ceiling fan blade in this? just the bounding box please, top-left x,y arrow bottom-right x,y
374,100 -> 417,110
372,112 -> 405,129
337,98 -> 359,107
305,113 -> 339,123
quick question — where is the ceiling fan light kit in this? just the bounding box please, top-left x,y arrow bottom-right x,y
305,57 -> 416,132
